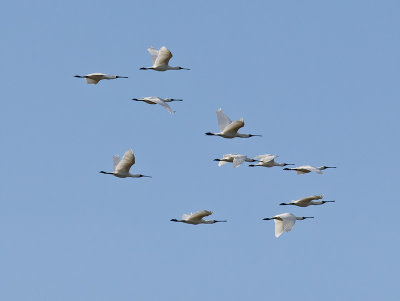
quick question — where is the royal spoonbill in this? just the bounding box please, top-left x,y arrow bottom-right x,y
74,73 -> 128,84
205,108 -> 261,138
214,154 -> 256,167
99,149 -> 151,178
263,213 -> 314,238
140,46 -> 190,71
280,195 -> 335,207
132,97 -> 182,114
283,165 -> 336,174
170,210 -> 227,225
248,154 -> 294,167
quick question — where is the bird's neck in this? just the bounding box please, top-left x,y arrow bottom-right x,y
236,133 -> 250,138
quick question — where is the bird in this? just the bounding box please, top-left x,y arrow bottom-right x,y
132,97 -> 182,114
74,73 -> 128,84
279,195 -> 335,207
170,210 -> 227,225
140,46 -> 190,71
248,154 -> 294,168
262,213 -> 314,238
214,154 -> 256,167
205,108 -> 261,138
99,149 -> 151,178
283,165 -> 336,174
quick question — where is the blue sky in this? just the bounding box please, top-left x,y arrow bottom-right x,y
1,0 -> 400,300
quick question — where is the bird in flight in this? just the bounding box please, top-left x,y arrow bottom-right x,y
263,213 -> 314,237
279,195 -> 335,207
132,97 -> 182,114
170,210 -> 227,225
74,73 -> 128,84
140,46 -> 190,71
248,154 -> 294,168
205,108 -> 261,138
283,165 -> 336,174
214,154 -> 256,167
99,149 -> 151,178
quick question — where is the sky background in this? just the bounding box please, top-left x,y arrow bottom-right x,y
1,0 -> 400,300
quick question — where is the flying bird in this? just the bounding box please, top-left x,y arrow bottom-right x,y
74,73 -> 128,84
263,213 -> 314,238
248,154 -> 294,168
132,97 -> 182,114
205,108 -> 261,138
99,149 -> 151,178
283,165 -> 336,174
214,154 -> 256,167
280,195 -> 335,207
140,46 -> 190,71
170,210 -> 227,225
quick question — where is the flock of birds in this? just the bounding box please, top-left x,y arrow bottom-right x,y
75,46 -> 336,238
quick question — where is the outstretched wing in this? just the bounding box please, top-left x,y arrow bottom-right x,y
86,78 -> 101,84
216,108 -> 232,132
232,155 -> 247,168
150,97 -> 174,113
112,155 -> 121,171
254,154 -> 276,163
222,119 -> 244,136
186,210 -> 212,222
281,213 -> 296,233
147,46 -> 159,65
296,195 -> 323,206
114,149 -> 135,173
273,219 -> 285,238
154,46 -> 173,67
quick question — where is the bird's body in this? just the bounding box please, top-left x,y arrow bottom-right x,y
74,73 -> 128,84
99,149 -> 151,178
205,108 -> 261,139
140,46 -> 190,71
214,154 -> 256,167
280,195 -> 335,207
248,154 -> 294,168
263,213 -> 313,237
170,210 -> 227,225
132,97 -> 182,114
283,165 -> 336,174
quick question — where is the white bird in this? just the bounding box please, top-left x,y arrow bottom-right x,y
205,108 -> 261,138
132,97 -> 182,114
99,149 -> 151,178
74,73 -> 128,84
280,195 -> 335,207
214,154 -> 256,167
140,46 -> 190,71
248,154 -> 294,168
263,213 -> 314,238
283,165 -> 336,174
170,210 -> 227,225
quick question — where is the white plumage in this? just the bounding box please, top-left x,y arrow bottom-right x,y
205,108 -> 261,139
283,165 -> 336,174
214,154 -> 256,167
171,210 -> 227,225
248,154 -> 294,168
132,97 -> 182,114
263,213 -> 313,237
74,73 -> 128,84
140,46 -> 190,71
100,149 -> 151,178
280,195 -> 335,207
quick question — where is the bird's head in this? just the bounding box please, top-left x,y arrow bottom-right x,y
321,166 -> 336,170
282,163 -> 295,166
139,174 -> 152,178
178,67 -> 190,70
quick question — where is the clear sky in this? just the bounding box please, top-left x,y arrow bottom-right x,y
1,0 -> 399,300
